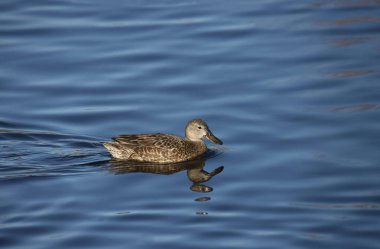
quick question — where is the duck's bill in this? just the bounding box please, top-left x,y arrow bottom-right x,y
206,132 -> 223,145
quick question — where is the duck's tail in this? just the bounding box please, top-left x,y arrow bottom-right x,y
102,142 -> 134,159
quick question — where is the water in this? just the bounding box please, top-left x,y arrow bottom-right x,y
1,0 -> 380,248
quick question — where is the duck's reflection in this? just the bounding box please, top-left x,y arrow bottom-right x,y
108,157 -> 224,196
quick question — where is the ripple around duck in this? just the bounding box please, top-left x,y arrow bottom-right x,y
0,128 -> 107,180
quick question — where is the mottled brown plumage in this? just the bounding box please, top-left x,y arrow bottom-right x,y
103,119 -> 223,163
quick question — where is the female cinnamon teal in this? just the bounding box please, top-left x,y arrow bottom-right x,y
103,119 -> 223,163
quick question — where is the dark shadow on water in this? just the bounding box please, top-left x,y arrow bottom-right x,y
107,153 -> 224,198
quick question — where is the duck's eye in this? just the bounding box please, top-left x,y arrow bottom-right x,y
198,126 -> 202,129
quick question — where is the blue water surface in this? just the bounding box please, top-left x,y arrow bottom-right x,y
1,0 -> 380,248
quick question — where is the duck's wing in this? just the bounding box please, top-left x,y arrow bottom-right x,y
113,134 -> 187,162
113,133 -> 182,147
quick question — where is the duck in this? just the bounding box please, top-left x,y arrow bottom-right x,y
102,118 -> 223,163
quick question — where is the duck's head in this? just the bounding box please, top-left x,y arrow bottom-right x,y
185,119 -> 223,145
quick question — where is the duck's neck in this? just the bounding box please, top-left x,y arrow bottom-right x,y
185,137 -> 203,143
186,138 -> 207,154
